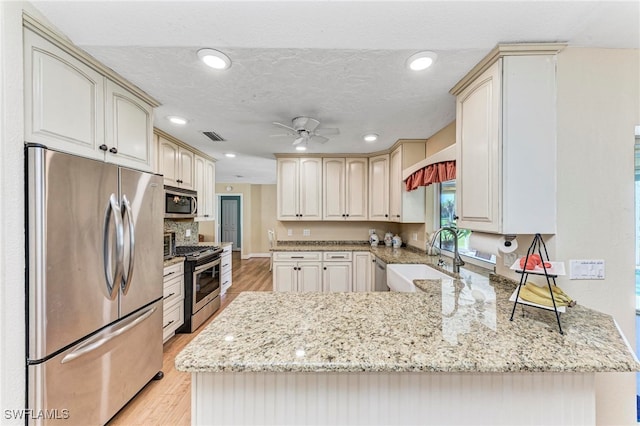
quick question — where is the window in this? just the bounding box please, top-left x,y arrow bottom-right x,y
436,180 -> 496,265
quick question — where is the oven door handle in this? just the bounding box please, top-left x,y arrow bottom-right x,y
194,259 -> 220,273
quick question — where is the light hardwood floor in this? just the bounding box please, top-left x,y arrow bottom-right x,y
107,252 -> 272,425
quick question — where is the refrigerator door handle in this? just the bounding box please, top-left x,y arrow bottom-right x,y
121,194 -> 136,295
104,193 -> 124,300
60,306 -> 157,364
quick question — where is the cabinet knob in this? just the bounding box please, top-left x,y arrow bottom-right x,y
109,147 -> 118,154
177,179 -> 182,184
396,215 -> 401,218
323,267 -> 327,270
342,214 -> 345,217
385,214 -> 388,218
453,215 -> 459,220
99,144 -> 108,151
346,214 -> 349,217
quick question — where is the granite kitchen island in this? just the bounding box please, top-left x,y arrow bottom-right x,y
176,272 -> 639,425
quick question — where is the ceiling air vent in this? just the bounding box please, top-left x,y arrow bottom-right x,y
202,130 -> 225,142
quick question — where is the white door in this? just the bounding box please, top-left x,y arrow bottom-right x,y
221,197 -> 240,249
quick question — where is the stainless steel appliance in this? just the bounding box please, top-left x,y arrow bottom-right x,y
164,231 -> 176,260
164,185 -> 197,218
26,145 -> 164,425
374,257 -> 390,291
175,245 -> 223,333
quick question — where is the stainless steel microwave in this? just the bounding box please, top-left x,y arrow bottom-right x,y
164,186 -> 197,218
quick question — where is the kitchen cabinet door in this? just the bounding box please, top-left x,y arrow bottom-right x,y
389,147 -> 403,221
353,252 -> 372,292
178,148 -> 195,190
323,158 -> 346,220
104,79 -> 153,171
194,155 -> 206,218
277,158 -> 299,220
323,262 -> 352,292
454,52 -> 557,234
273,263 -> 297,292
368,154 -> 390,221
298,262 -> 323,292
345,158 -> 368,221
298,158 -> 322,220
158,137 -> 179,186
24,28 -> 105,160
204,160 -> 216,219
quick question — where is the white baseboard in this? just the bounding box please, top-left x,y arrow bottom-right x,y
241,253 -> 271,260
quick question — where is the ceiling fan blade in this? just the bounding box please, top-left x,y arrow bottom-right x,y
310,135 -> 329,144
293,117 -> 320,131
272,121 -> 296,132
315,128 -> 340,136
269,132 -> 297,137
292,137 -> 305,145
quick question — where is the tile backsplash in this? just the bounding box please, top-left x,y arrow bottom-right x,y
165,219 -> 199,245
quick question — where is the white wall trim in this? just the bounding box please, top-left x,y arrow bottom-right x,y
244,253 -> 270,259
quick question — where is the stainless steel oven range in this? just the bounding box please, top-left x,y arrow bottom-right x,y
175,245 -> 223,333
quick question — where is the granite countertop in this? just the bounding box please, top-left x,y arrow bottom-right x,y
163,256 -> 185,268
272,241 -> 371,252
175,276 -> 640,374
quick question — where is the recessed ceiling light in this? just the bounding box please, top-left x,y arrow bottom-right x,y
197,48 -> 232,70
225,153 -> 236,158
295,146 -> 307,151
363,134 -> 378,142
167,116 -> 188,125
406,51 -> 438,71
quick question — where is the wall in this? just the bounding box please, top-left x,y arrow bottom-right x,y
276,221 -> 401,243
425,121 -> 455,156
216,183 -> 277,257
1,2 -> 26,422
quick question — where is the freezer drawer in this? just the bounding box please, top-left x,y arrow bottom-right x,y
28,301 -> 162,425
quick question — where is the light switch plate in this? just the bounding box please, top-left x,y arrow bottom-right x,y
287,229 -> 292,236
303,229 -> 310,236
569,259 -> 605,279
412,233 -> 418,241
185,229 -> 191,237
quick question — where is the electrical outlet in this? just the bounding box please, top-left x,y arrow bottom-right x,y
185,229 -> 191,237
287,229 -> 292,236
303,229 -> 310,236
412,233 -> 418,241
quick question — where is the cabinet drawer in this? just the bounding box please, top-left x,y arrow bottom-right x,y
221,272 -> 232,289
222,245 -> 232,254
273,251 -> 322,261
163,274 -> 184,307
162,300 -> 184,343
323,251 -> 352,262
163,262 -> 184,281
220,254 -> 232,273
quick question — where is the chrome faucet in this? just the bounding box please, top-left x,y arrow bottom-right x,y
428,226 -> 465,274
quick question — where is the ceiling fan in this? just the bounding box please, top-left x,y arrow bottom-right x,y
271,116 -> 340,146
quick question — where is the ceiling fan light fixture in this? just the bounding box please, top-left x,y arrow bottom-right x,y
363,133 -> 378,142
197,48 -> 232,70
167,115 -> 188,125
225,153 -> 236,158
295,145 -> 307,151
406,51 -> 437,71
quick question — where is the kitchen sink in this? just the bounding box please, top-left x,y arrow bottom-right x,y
386,264 -> 454,292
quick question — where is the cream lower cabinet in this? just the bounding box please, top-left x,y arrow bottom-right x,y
322,252 -> 352,292
353,252 -> 373,292
323,158 -> 368,221
452,46 -> 560,234
220,245 -> 232,295
162,262 -> 185,343
272,252 -> 322,292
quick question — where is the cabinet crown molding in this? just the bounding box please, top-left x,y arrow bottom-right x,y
449,43 -> 567,96
274,139 -> 427,159
23,12 -> 160,108
154,128 -> 217,163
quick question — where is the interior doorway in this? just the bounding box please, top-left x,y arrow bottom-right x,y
220,195 -> 241,251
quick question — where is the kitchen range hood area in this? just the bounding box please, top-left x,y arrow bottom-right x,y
0,2 -> 639,426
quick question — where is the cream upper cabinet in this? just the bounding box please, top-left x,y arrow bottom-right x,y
24,28 -> 104,160
157,136 -> 195,189
194,156 -> 216,220
24,28 -> 155,170
277,158 -> 322,220
388,143 -> 426,223
104,79 -> 153,171
453,47 -> 560,234
323,157 -> 368,221
368,154 -> 390,221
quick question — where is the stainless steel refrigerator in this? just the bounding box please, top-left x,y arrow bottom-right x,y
26,145 -> 164,425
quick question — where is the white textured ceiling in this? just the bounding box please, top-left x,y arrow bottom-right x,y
31,1 -> 640,184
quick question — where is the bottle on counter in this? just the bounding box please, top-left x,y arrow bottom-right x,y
384,232 -> 393,247
369,232 -> 379,247
392,234 -> 402,248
